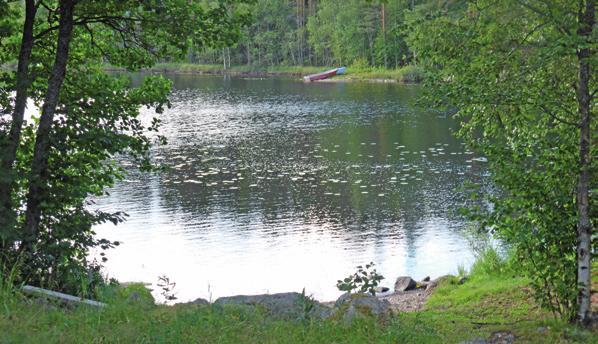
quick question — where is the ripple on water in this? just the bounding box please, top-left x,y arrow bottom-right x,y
92,75 -> 486,302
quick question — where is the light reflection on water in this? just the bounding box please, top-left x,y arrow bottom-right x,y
92,74 -> 483,302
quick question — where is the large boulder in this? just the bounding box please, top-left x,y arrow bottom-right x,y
333,293 -> 393,323
214,292 -> 332,320
394,276 -> 417,292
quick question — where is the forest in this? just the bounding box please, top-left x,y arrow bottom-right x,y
183,0 -> 463,69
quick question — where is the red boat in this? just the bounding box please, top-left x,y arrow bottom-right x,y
303,67 -> 346,82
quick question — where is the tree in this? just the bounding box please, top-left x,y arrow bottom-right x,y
0,0 -> 251,294
0,0 -> 37,243
407,0 -> 595,323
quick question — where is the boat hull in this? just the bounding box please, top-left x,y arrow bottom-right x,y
304,67 -> 346,82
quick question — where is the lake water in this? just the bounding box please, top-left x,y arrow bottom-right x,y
93,74 -> 485,302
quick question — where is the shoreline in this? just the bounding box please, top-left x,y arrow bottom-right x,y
6,265 -> 592,343
104,63 -> 423,84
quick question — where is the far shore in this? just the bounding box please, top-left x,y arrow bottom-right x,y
103,63 -> 424,84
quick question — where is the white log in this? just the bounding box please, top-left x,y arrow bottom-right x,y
21,285 -> 106,308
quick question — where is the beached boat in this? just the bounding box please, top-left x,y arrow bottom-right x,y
303,67 -> 346,82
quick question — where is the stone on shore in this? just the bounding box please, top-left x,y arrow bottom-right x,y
460,331 -> 515,344
333,293 -> 393,323
214,292 -> 332,320
394,276 -> 417,292
187,297 -> 210,306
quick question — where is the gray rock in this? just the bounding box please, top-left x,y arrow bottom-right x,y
175,297 -> 209,307
189,297 -> 210,306
374,286 -> 390,293
374,286 -> 394,297
334,292 -> 353,307
536,326 -> 548,334
333,293 -> 393,322
422,276 -> 431,282
460,331 -> 515,344
394,276 -> 416,292
214,292 -> 332,320
425,281 -> 438,291
488,331 -> 515,344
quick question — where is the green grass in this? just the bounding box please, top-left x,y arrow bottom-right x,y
338,65 -> 424,83
107,62 -> 424,83
1,252 -> 596,343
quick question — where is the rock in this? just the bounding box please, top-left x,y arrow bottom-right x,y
488,331 -> 515,344
458,276 -> 468,285
374,286 -> 390,293
416,281 -> 429,289
536,326 -> 548,334
185,297 -> 209,306
334,292 -> 353,307
214,292 -> 332,320
422,276 -> 431,282
394,276 -> 416,292
461,331 -> 515,344
425,281 -> 438,291
333,293 -> 393,323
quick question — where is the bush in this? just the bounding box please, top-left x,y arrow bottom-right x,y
336,262 -> 384,295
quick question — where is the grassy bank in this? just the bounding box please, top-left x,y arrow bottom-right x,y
116,63 -> 424,83
1,253 -> 596,343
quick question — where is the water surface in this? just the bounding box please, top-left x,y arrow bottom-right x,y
93,75 -> 484,302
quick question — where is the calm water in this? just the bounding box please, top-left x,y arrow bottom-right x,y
93,74 -> 485,302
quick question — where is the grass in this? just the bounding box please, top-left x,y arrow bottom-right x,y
108,62 -> 424,83
338,65 -> 424,83
1,251 -> 597,343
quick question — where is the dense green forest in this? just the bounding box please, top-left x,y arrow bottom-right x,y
184,0 -> 463,69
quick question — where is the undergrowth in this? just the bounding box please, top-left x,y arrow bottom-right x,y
1,249 -> 596,343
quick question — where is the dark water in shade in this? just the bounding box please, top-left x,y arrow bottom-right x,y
92,74 -> 486,302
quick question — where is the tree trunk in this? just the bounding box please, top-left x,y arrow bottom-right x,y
0,0 -> 37,243
575,0 -> 595,325
22,0 -> 75,251
381,3 -> 387,68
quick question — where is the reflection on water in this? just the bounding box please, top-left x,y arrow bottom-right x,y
92,74 -> 485,302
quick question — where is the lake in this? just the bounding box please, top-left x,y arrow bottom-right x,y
92,74 -> 485,302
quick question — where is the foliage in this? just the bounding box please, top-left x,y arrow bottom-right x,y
297,288 -> 317,322
336,262 -> 384,296
407,0 -> 596,320
0,0 -> 252,297
469,247 -> 514,278
189,0 -> 445,69
1,261 -> 596,343
157,275 -> 178,302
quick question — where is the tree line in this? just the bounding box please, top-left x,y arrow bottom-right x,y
186,0 -> 464,69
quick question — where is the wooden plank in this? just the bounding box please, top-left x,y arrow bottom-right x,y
21,285 -> 106,308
